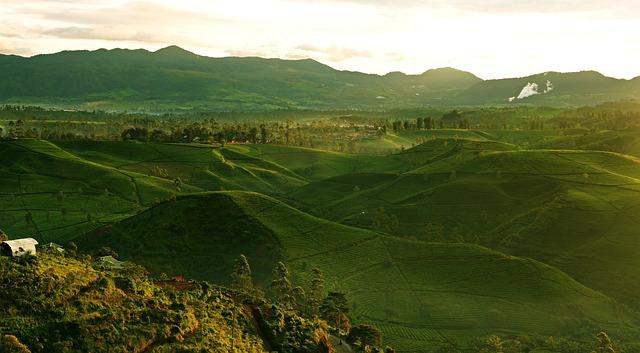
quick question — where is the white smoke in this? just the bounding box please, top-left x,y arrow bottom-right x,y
516,82 -> 540,99
508,80 -> 554,102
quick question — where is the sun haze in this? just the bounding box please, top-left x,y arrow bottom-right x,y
1,0 -> 639,79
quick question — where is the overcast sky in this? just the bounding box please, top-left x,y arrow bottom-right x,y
1,0 -> 639,79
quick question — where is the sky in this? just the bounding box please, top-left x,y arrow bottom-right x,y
1,0 -> 640,79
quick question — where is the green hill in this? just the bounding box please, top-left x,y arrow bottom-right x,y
3,46 -> 639,110
0,252 -> 270,352
0,139 -> 194,242
75,191 -> 639,352
56,141 -> 307,193
0,47 -> 480,110
456,71 -> 640,106
535,129 -> 640,157
285,139 -> 640,312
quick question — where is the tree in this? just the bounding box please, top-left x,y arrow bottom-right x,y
260,124 -> 269,144
174,178 -> 183,193
66,241 -> 78,257
348,324 -> 382,348
271,261 -> 292,303
292,286 -> 307,311
320,292 -> 349,330
0,229 -> 7,242
0,335 -> 31,353
309,268 -> 325,314
479,335 -> 503,353
591,332 -> 617,353
96,246 -> 118,259
231,254 -> 253,293
373,207 -> 399,234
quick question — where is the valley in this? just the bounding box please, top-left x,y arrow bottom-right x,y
3,119 -> 640,352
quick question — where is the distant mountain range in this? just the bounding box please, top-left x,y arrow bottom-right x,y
1,46 -> 638,110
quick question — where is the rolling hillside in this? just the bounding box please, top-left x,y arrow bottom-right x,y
0,139 -> 196,242
75,191 -> 640,352
285,138 -> 640,311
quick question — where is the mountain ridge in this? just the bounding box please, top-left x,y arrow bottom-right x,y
0,45 -> 638,109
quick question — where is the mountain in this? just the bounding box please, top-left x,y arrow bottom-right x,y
456,71 -> 640,106
0,46 -> 480,110
2,46 -> 638,110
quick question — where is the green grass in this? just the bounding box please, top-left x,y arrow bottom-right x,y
0,139 -> 191,242
75,191 -> 639,352
285,139 -> 640,315
6,136 -> 640,351
57,141 -> 307,193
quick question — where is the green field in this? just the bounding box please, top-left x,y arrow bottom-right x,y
4,133 -> 640,352
75,192 -> 639,352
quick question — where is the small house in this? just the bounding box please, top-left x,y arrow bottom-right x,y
1,238 -> 39,257
93,256 -> 125,270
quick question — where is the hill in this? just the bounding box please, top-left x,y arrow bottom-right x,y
0,252 -> 270,352
285,138 -> 640,311
0,140 -> 331,243
0,47 -> 480,110
0,139 -> 195,242
75,191 -> 639,352
3,46 -> 639,110
455,71 -> 640,106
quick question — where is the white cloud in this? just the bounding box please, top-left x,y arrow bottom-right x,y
0,0 -> 639,79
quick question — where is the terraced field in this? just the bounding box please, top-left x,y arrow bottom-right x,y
74,191 -> 640,352
5,134 -> 640,351
285,138 -> 640,312
0,139 -> 192,242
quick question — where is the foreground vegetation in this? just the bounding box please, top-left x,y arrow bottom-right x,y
3,101 -> 640,352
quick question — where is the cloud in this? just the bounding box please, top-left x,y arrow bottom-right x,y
36,1 -> 227,28
43,26 -> 160,43
0,38 -> 32,56
225,49 -> 271,57
1,0 -> 639,80
291,0 -> 640,18
296,44 -> 379,61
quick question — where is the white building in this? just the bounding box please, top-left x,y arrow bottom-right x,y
1,238 -> 39,257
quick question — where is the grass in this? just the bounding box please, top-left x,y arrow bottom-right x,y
0,139 -> 189,242
5,135 -> 640,351
75,191 -> 640,352
284,138 -> 640,316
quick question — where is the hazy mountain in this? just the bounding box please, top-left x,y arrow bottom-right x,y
0,46 -> 479,110
0,46 -> 638,110
456,71 -> 640,106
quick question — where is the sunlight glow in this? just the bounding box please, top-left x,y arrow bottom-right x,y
1,0 -> 639,79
